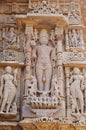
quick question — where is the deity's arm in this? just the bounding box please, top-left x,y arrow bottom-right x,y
13,68 -> 18,86
69,75 -> 74,84
11,34 -> 17,43
31,43 -> 37,60
51,47 -> 56,61
80,75 -> 85,91
51,39 -> 56,47
2,34 -> 9,41
0,75 -> 4,97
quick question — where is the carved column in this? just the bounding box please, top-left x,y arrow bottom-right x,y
55,26 -> 64,96
82,68 -> 86,113
80,30 -> 85,50
55,26 -> 65,116
24,24 -> 33,96
65,29 -> 69,50
65,67 -> 70,117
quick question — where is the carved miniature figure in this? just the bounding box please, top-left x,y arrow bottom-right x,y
70,67 -> 84,114
51,75 -> 60,98
27,75 -> 37,97
71,29 -> 78,47
0,66 -> 18,113
70,96 -> 79,113
2,27 -> 18,49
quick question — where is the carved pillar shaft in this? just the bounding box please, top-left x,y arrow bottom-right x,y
80,30 -> 84,50
65,29 -> 69,50
55,26 -> 65,116
65,67 -> 70,117
82,68 -> 86,112
24,25 -> 33,96
56,28 -> 64,96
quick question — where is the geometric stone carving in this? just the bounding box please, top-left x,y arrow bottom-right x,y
28,0 -> 61,15
65,29 -> 84,50
68,2 -> 81,25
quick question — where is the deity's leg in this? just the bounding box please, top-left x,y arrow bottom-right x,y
36,66 -> 44,91
45,67 -> 52,91
70,87 -> 80,113
0,90 -> 9,112
6,90 -> 16,113
78,92 -> 84,113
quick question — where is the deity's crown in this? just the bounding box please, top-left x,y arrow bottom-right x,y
39,29 -> 49,38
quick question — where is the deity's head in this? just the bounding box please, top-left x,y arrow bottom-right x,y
10,27 -> 14,32
73,67 -> 80,74
72,29 -> 76,34
39,29 -> 49,45
5,66 -> 12,74
26,32 -> 33,40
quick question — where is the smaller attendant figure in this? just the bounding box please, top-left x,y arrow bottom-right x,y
71,29 -> 78,47
2,27 -> 19,49
69,10 -> 81,25
70,67 -> 85,114
0,66 -> 18,113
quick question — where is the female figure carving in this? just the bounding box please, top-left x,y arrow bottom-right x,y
0,66 -> 17,113
70,67 -> 84,113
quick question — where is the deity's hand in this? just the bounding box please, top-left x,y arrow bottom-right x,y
14,79 -> 17,86
51,40 -> 56,47
31,40 -> 36,47
81,82 -> 85,91
32,53 -> 37,60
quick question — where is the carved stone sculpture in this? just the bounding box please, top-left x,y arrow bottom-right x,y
32,29 -> 54,91
69,10 -> 81,25
68,29 -> 84,49
69,67 -> 84,114
2,26 -> 19,50
0,66 -> 18,113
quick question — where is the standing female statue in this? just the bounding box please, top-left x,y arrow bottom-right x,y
0,66 -> 17,113
70,67 -> 84,114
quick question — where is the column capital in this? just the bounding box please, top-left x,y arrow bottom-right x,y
65,67 -> 70,77
55,26 -> 63,40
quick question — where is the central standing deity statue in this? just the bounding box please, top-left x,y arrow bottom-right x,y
32,29 -> 54,92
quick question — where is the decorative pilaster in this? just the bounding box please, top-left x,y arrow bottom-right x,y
82,68 -> 86,113
65,67 -> 70,117
55,26 -> 65,116
65,29 -> 69,50
24,24 -> 33,96
55,26 -> 64,96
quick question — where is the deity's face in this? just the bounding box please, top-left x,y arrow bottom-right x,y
72,29 -> 76,34
5,66 -> 12,74
26,33 -> 32,40
39,36 -> 49,45
73,67 -> 80,74
39,29 -> 49,45
10,27 -> 14,32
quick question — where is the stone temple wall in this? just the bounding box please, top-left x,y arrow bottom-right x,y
0,0 -> 86,130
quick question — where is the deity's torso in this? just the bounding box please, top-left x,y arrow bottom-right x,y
36,45 -> 52,65
3,74 -> 14,87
